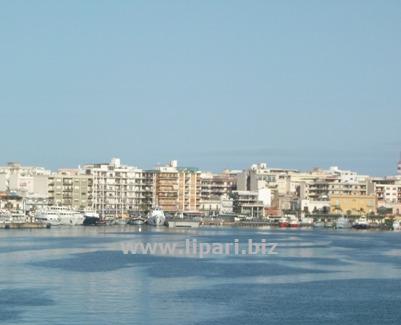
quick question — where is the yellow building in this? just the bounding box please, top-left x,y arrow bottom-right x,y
330,195 -> 377,215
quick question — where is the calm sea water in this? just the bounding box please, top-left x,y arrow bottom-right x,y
1,226 -> 401,324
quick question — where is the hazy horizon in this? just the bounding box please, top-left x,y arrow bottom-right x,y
1,1 -> 400,176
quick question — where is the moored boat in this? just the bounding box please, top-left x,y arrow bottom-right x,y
127,217 -> 146,225
288,215 -> 300,228
279,216 -> 289,228
335,216 -> 352,229
83,211 -> 101,226
313,220 -> 325,228
147,208 -> 166,226
36,206 -> 84,226
352,216 -> 370,230
300,217 -> 314,227
393,219 -> 401,231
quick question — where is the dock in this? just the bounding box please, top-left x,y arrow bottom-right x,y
167,220 -> 201,228
1,223 -> 51,229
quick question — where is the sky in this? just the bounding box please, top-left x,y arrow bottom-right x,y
0,0 -> 400,176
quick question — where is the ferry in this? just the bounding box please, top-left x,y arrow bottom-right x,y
36,206 -> 85,226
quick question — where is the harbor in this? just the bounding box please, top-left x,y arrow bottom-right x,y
1,159 -> 401,236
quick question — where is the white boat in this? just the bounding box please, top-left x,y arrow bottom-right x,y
288,215 -> 300,228
300,217 -> 314,227
352,216 -> 370,229
83,210 -> 100,226
36,206 -> 85,226
313,220 -> 325,228
147,208 -> 166,226
336,216 -> 352,229
128,218 -> 145,225
393,219 -> 401,231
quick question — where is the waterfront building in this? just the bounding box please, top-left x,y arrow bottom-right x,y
199,194 -> 234,216
237,163 -> 297,195
231,190 -> 265,218
0,162 -> 50,211
299,174 -> 371,202
300,199 -> 330,214
82,158 -> 150,219
372,178 -> 401,205
153,160 -> 200,214
48,169 -> 93,210
0,192 -> 23,212
0,162 -> 50,196
199,171 -> 236,215
330,194 -> 377,215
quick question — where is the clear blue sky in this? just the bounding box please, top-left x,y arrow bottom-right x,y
0,1 -> 400,175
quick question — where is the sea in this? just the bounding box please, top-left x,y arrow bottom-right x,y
1,226 -> 401,324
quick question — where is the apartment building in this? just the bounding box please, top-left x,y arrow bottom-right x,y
48,169 -> 93,210
0,162 -> 50,196
200,171 -> 236,199
0,162 -> 50,211
82,158 -> 150,218
153,160 -> 200,214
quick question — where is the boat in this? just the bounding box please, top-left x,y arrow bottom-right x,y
300,217 -> 314,227
114,219 -> 127,225
278,216 -> 289,228
83,211 -> 101,226
335,216 -> 352,229
288,215 -> 300,228
146,207 -> 166,226
393,219 -> 401,231
352,216 -> 370,230
313,220 -> 325,228
36,206 -> 85,226
127,217 -> 146,225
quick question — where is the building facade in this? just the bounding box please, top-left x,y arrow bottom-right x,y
48,169 -> 93,210
153,161 -> 200,214
330,195 -> 377,215
82,158 -> 150,218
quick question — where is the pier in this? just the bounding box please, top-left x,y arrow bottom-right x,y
1,223 -> 51,229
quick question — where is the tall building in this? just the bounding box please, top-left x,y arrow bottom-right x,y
153,160 -> 200,214
198,171 -> 237,215
48,169 -> 93,210
82,158 -> 150,218
200,171 -> 236,201
237,163 -> 300,209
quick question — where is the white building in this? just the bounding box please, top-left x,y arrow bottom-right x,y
82,158 -> 152,218
0,162 -> 50,211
